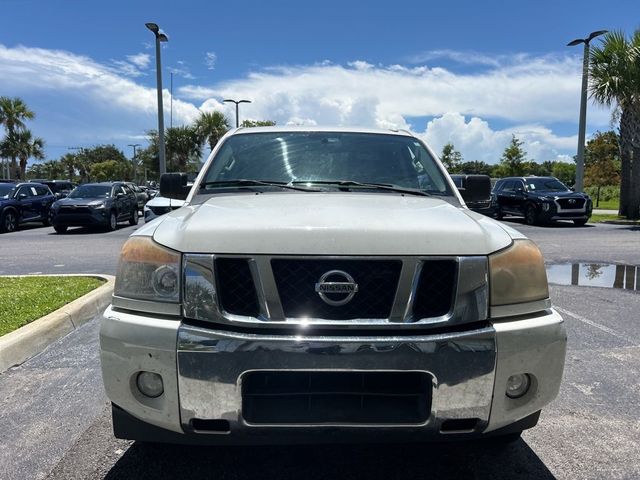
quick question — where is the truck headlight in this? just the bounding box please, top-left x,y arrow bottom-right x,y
489,239 -> 548,306
114,236 -> 181,303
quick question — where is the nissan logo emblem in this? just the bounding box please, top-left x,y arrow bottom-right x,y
315,270 -> 359,306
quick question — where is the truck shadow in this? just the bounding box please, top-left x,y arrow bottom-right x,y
105,438 -> 554,479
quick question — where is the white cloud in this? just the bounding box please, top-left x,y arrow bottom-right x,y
205,52 -> 217,70
126,53 -> 151,69
408,49 -> 502,67
419,112 -> 577,163
0,44 -> 607,164
0,44 -> 200,127
178,56 -> 611,126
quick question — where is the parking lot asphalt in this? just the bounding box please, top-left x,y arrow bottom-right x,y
0,219 -> 638,479
0,223 -> 139,275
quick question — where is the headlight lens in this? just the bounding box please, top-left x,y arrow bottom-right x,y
89,200 -> 106,209
114,236 -> 181,303
489,239 -> 548,306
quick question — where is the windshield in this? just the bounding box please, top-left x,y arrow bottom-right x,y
201,132 -> 452,195
526,178 -> 571,192
0,184 -> 16,199
68,185 -> 111,198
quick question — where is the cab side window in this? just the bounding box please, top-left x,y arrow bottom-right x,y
16,186 -> 33,198
502,181 -> 515,192
34,186 -> 50,196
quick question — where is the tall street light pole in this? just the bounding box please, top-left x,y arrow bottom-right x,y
128,143 -> 141,182
146,22 -> 169,175
567,29 -> 608,192
223,99 -> 252,128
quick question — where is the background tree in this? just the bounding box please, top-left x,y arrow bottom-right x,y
551,162 -> 577,186
440,143 -> 463,173
589,29 -> 640,219
583,131 -> 621,206
195,111 -> 229,152
90,160 -> 131,181
0,96 -> 36,178
458,160 -> 493,176
165,126 -> 202,171
496,135 -> 527,177
13,130 -> 45,179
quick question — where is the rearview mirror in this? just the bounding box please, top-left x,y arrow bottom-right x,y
160,173 -> 191,200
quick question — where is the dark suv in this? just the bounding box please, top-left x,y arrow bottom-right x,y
492,176 -> 592,226
0,182 -> 56,233
49,182 -> 139,233
31,179 -> 77,199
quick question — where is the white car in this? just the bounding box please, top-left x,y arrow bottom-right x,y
143,195 -> 185,223
101,127 -> 566,445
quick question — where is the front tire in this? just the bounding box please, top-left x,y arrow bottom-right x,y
53,225 -> 68,234
0,210 -> 18,233
106,211 -> 118,231
129,209 -> 139,226
573,219 -> 588,226
524,205 -> 538,225
493,207 -> 504,220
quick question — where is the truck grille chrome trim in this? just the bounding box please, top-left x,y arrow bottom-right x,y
182,254 -> 488,329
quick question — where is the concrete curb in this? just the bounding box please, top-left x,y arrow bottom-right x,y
0,274 -> 114,373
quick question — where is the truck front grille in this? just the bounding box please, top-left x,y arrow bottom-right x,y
215,258 -> 260,317
413,260 -> 457,319
242,371 -> 431,425
271,259 -> 402,319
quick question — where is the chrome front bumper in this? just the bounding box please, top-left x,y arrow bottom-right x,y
100,306 -> 566,443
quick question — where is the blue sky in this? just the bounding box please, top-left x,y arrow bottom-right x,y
1,0 -> 639,166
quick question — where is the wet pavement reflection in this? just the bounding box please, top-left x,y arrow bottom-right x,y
546,263 -> 639,291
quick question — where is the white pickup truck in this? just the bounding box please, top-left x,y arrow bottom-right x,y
100,127 -> 566,445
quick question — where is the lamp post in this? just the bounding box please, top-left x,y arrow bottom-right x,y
146,22 -> 169,175
223,99 -> 252,128
567,29 -> 608,192
128,143 -> 141,182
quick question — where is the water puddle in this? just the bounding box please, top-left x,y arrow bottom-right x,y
546,263 -> 639,292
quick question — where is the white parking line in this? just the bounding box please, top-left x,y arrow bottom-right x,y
555,306 -> 631,343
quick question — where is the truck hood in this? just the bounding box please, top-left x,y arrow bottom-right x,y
151,192 -> 514,255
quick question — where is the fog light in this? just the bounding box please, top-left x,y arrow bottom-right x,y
136,371 -> 164,398
506,373 -> 530,398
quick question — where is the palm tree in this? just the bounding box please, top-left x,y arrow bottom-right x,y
11,130 -> 45,179
0,97 -> 35,179
589,30 -> 640,219
195,111 -> 229,152
165,126 -> 202,171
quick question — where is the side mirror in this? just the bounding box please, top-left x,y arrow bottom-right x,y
18,193 -> 28,200
455,175 -> 491,203
116,192 -> 124,198
160,173 -> 191,200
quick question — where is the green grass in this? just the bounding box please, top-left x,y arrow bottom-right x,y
589,213 -> 632,223
592,198 -> 620,210
0,276 -> 104,337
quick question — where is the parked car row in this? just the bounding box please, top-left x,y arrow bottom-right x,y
452,174 -> 592,226
0,179 -> 158,234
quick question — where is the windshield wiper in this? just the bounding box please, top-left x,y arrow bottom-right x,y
291,180 -> 433,197
200,179 -> 320,192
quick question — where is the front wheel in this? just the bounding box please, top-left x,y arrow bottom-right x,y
493,207 -> 504,220
106,211 -> 118,231
573,219 -> 588,226
524,205 -> 538,225
0,210 -> 18,233
53,225 -> 68,234
129,209 -> 139,226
